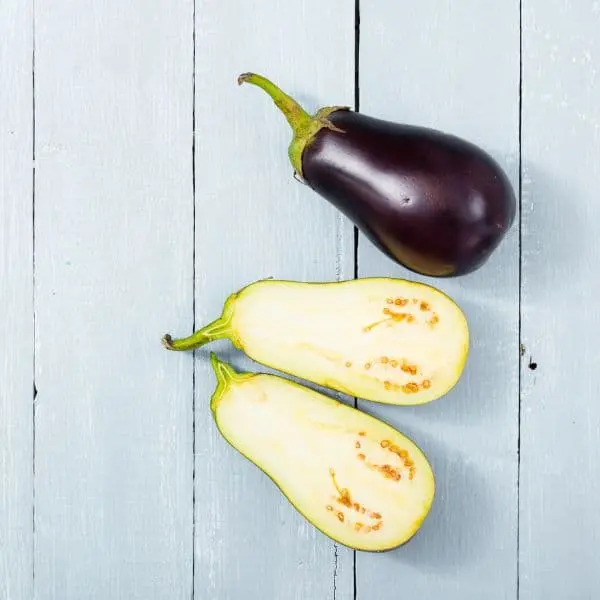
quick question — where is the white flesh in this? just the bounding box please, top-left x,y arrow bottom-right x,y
213,371 -> 435,551
230,278 -> 469,405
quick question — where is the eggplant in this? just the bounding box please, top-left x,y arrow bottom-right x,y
238,72 -> 516,277
207,353 -> 435,551
162,277 -> 469,406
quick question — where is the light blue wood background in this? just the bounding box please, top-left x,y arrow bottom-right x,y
0,1 -> 597,599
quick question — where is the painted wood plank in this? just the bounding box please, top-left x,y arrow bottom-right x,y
520,2 -> 600,597
33,1 -> 194,598
0,1 -> 34,598
357,3 -> 520,599
191,2 -> 355,598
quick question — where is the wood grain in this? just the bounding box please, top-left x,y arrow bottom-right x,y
191,1 -> 355,598
33,1 -> 194,597
357,2 -> 520,598
520,2 -> 600,597
0,1 -> 34,598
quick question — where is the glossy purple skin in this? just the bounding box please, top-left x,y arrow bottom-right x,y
301,110 -> 516,277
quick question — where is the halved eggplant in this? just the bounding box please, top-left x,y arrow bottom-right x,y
208,353 -> 435,551
163,277 -> 469,405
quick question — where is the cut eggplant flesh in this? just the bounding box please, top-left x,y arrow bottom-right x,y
164,278 -> 469,406
209,354 -> 435,552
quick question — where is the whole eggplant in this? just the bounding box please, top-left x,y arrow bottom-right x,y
238,72 -> 516,277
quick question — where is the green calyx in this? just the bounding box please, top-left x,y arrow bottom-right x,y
237,72 -> 349,180
209,352 -> 235,410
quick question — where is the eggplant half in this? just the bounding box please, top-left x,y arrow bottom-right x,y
163,277 -> 469,406
208,353 -> 435,551
238,72 -> 516,277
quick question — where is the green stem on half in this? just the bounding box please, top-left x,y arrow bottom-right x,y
209,352 -> 238,412
162,315 -> 231,352
210,352 -> 237,386
237,72 -> 349,179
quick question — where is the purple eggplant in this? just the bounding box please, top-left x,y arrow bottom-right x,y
238,73 -> 516,277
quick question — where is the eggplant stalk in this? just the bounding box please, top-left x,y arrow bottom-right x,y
237,72 -> 348,179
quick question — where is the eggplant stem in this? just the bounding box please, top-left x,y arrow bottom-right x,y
237,72 -> 312,134
162,316 -> 231,351
209,353 -> 239,412
210,352 -> 236,385
238,71 -> 349,178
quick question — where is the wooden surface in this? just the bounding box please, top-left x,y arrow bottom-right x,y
1,0 -> 598,598
34,1 -> 194,598
0,1 -> 33,598
520,1 -> 600,598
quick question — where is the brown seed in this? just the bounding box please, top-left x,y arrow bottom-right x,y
372,522 -> 382,531
353,502 -> 360,511
384,381 -> 392,390
361,507 -> 366,514
394,298 -> 402,305
337,512 -> 345,522
355,441 -> 361,449
364,362 -> 371,370
357,453 -> 366,460
390,445 -> 401,454
383,307 -> 391,315
403,382 -> 419,393
380,356 -> 389,364
380,440 -> 390,448
370,512 -> 382,520
358,431 -> 366,436
378,464 -> 400,480
409,471 -> 415,481
390,360 -> 398,368
326,505 -> 333,511
422,379 -> 431,389
388,311 -> 407,322
399,450 -> 408,459
405,459 -> 414,468
407,315 -> 415,323
354,522 -> 363,532
386,298 -> 394,304
345,361 -> 352,368
420,301 -> 430,311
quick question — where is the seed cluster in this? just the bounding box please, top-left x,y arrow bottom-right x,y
348,356 -> 432,392
376,463 -> 402,481
382,307 -> 415,323
327,465 -> 384,534
381,296 -> 440,329
379,378 -> 432,394
380,440 -> 417,480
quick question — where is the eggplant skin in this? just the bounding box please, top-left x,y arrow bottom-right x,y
302,110 -> 516,277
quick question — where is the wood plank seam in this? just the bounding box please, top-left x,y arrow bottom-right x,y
516,1 -> 523,599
